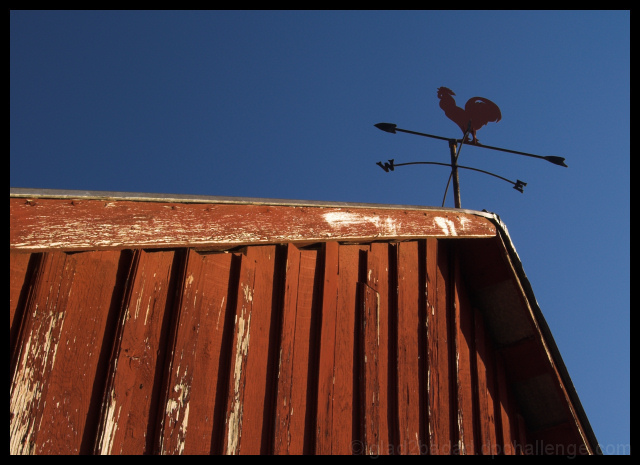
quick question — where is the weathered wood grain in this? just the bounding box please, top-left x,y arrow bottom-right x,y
96,250 -> 176,455
8,225 -> 595,455
332,244 -> 366,454
10,198 -> 496,252
396,241 -> 422,454
10,251 -> 121,454
496,355 -> 516,455
157,250 -> 240,455
475,308 -> 499,455
10,253 -> 31,334
427,240 -> 454,454
453,251 -> 477,455
223,245 -> 279,455
359,282 -> 380,455
315,241 -> 339,454
361,242 -> 391,455
274,244 -> 318,454
10,252 -> 35,359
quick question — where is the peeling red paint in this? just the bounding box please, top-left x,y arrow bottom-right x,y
9,194 -> 598,455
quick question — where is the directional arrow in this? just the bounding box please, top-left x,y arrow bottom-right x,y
374,123 -> 567,167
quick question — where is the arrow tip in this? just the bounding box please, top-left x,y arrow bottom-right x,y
374,122 -> 397,134
545,156 -> 568,167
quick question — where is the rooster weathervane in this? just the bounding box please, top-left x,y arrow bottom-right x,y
375,87 -> 567,208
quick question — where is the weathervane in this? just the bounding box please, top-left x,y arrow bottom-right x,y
375,87 -> 567,208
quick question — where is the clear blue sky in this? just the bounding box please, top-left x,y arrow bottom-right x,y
10,10 -> 629,454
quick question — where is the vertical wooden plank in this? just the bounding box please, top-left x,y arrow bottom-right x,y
453,250 -> 476,455
360,282 -> 380,455
507,397 -> 524,455
474,308 -> 499,455
396,241 -> 422,454
274,244 -> 318,454
10,250 -> 122,454
10,253 -> 31,337
516,414 -> 529,455
156,250 -> 236,454
427,239 -> 454,454
288,247 -> 318,453
496,356 -> 515,455
332,244 -> 363,454
96,249 -> 176,455
315,242 -> 339,454
424,238 -> 437,454
361,242 -> 390,455
274,243 -> 301,454
223,245 -> 278,455
10,253 -> 37,368
10,252 -> 67,455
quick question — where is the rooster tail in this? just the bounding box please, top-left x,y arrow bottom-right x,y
465,97 -> 502,123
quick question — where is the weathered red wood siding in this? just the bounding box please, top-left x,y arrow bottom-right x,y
9,198 -> 496,252
9,193 -> 597,455
10,240 -> 530,455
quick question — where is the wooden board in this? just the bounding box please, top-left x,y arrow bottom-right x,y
427,240 -> 454,454
96,250 -> 177,454
274,244 -> 320,454
395,241 -> 423,454
9,236 -> 595,454
359,242 -> 391,455
10,251 -> 123,454
10,198 -> 496,252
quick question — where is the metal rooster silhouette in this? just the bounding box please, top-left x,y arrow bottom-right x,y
437,87 -> 501,145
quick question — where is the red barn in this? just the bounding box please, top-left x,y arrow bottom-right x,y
10,188 -> 600,455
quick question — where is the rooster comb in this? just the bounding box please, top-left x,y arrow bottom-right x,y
437,86 -> 455,95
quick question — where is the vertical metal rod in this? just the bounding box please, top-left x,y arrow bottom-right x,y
449,140 -> 461,208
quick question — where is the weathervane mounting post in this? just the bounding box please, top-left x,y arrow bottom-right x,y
442,120 -> 471,208
448,139 -> 462,208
